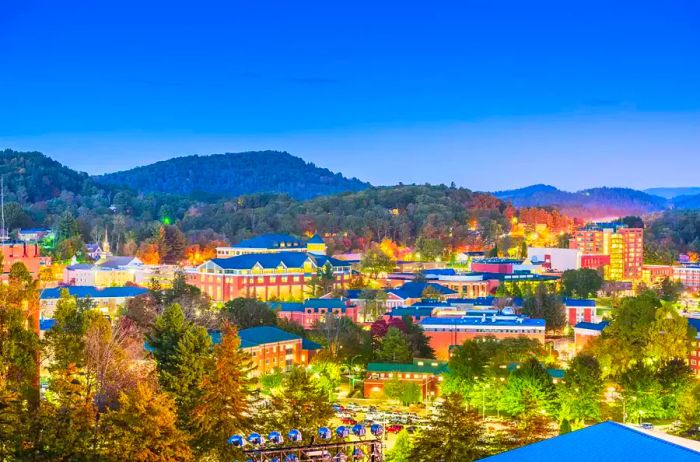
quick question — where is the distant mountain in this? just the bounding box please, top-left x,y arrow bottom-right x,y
673,193 -> 700,209
644,187 -> 700,199
493,184 -> 669,219
95,151 -> 370,200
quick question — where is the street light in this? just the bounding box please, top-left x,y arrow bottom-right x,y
349,354 -> 362,390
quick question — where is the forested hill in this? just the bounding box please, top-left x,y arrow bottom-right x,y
94,151 -> 370,200
0,149 -> 104,203
493,184 -> 670,219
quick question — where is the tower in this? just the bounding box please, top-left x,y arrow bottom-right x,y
100,226 -> 112,259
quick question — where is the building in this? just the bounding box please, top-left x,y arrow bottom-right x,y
63,256 -> 144,287
421,314 -> 546,360
687,318 -> 700,376
573,321 -> 608,351
481,421 -> 700,461
424,269 -> 492,298
384,306 -> 436,322
1,241 -> 47,276
675,264 -> 700,292
564,298 -> 597,326
17,228 -> 54,242
470,258 -> 524,274
215,233 -> 326,258
386,281 -> 458,307
39,285 -> 148,317
363,359 -> 448,400
570,223 -> 643,281
527,247 -> 581,272
187,252 -> 352,302
270,298 -> 360,328
641,264 -> 675,285
580,253 -> 611,270
212,326 -> 321,375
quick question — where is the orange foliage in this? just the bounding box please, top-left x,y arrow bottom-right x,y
137,242 -> 160,265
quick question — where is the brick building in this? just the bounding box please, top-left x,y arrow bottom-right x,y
570,223 -> 643,281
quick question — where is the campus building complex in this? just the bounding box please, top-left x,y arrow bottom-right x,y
570,223 -> 643,281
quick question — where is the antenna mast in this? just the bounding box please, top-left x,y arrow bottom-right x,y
0,176 -> 6,241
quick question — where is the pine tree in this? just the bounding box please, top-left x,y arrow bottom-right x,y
376,327 -> 412,363
264,367 -> 334,436
190,324 -> 256,460
100,383 -> 194,462
410,393 -> 487,462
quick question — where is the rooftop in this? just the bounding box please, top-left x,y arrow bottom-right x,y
367,360 -> 448,375
233,234 -> 305,249
479,421 -> 700,461
40,286 -> 148,300
421,316 -> 545,327
207,252 -> 348,271
574,321 -> 610,332
388,281 -> 457,300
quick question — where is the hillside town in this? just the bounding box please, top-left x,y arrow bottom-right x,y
4,204 -> 700,460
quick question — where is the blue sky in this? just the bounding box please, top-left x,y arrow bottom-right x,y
1,0 -> 699,190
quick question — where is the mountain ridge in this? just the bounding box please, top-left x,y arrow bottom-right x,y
94,150 -> 370,200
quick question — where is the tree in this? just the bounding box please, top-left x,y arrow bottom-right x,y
386,429 -> 413,462
45,290 -> 100,371
561,269 -> 603,299
410,393 -> 487,462
360,244 -> 395,279
521,284 -> 566,331
619,363 -> 665,422
190,324 -> 256,460
384,378 -> 421,406
147,304 -> 213,420
264,367 -> 334,436
401,316 -> 435,359
308,264 -> 335,297
500,358 -> 556,419
557,354 -> 603,427
222,298 -> 277,329
657,277 -> 684,303
376,327 -> 412,363
100,383 -> 194,462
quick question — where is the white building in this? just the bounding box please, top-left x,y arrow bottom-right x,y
527,247 -> 581,272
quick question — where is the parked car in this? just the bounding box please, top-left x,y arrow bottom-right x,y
341,417 -> 357,425
640,423 -> 654,430
386,424 -> 404,433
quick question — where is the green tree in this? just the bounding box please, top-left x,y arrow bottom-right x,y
376,327 -> 412,363
384,378 -> 422,406
386,429 -> 413,462
557,354 -> 603,427
561,269 -> 603,299
657,277 -> 684,303
401,315 -> 435,359
147,304 -> 213,420
360,244 -> 395,278
521,284 -> 566,331
264,367 -> 334,436
500,358 -> 556,419
410,393 -> 487,462
190,324 -> 256,460
222,297 -> 277,329
45,290 -> 100,371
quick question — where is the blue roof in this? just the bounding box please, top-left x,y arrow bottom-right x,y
388,282 -> 457,300
19,228 -> 51,233
564,297 -> 596,307
209,252 -> 348,270
480,421 -> 700,461
238,326 -> 300,347
343,289 -> 364,299
422,268 -> 458,276
687,318 -> 700,338
575,321 -> 610,331
305,298 -> 347,309
421,316 -> 545,327
40,319 -> 56,331
302,338 -> 323,350
473,258 -> 524,264
388,307 -> 435,318
307,234 -> 325,244
40,286 -> 148,300
270,302 -> 304,312
233,234 -> 304,249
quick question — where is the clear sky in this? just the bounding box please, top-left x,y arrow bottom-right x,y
1,0 -> 699,191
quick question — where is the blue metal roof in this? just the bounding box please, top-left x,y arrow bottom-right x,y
238,326 -> 301,347
233,234 -> 304,249
388,307 -> 435,318
209,252 -> 348,270
564,297 -> 596,307
270,302 -> 305,312
307,234 -> 325,244
421,316 -> 545,327
480,421 -> 700,461
305,298 -> 347,309
40,286 -> 148,300
302,338 -> 322,350
388,282 -> 457,300
40,319 -> 56,331
574,321 -> 610,331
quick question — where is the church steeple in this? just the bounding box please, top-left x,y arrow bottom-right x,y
101,226 -> 111,257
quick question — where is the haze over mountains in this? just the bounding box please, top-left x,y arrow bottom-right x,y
2,148 -> 700,221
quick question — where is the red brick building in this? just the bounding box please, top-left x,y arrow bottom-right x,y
563,298 -> 597,326
1,242 -> 45,275
187,252 -> 351,302
570,224 -> 643,281
363,359 -> 448,400
271,298 -> 360,329
420,315 -> 546,360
